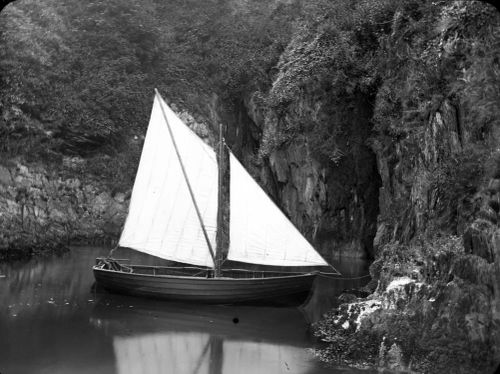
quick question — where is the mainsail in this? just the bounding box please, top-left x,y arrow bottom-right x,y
118,95 -> 218,267
228,153 -> 328,267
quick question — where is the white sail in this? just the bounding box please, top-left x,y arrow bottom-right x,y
118,95 -> 218,267
228,153 -> 328,267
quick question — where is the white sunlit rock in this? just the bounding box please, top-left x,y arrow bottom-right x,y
354,300 -> 382,331
386,276 -> 414,291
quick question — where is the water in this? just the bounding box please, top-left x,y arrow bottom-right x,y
0,247 -> 373,374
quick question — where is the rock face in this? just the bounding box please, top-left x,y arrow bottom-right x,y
215,86 -> 381,260
315,226 -> 499,373
262,93 -> 381,259
305,1 -> 500,372
371,99 -> 474,249
0,159 -> 128,260
209,1 -> 500,373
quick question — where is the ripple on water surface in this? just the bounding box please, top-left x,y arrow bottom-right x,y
0,246 -> 373,374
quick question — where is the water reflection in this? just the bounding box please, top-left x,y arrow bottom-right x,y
111,333 -> 318,374
0,246 -> 373,374
113,333 -> 213,374
89,295 -> 326,374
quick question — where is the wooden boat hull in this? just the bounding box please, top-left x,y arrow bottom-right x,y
93,265 -> 317,305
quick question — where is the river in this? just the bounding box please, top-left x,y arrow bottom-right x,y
0,246 -> 374,374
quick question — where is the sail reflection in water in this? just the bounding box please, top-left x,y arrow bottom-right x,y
113,332 -> 313,374
114,333 -> 213,374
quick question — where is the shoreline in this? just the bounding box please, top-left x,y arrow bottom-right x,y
0,235 -> 116,263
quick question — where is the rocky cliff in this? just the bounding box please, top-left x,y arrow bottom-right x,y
277,1 -> 500,373
0,157 -> 128,260
214,1 -> 500,372
314,109 -> 500,372
212,89 -> 381,259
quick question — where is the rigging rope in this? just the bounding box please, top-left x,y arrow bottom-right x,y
317,272 -> 372,280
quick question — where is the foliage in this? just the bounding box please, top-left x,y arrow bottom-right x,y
0,0 -> 300,179
371,235 -> 464,286
260,0 -> 437,157
374,0 -> 500,138
270,0 -> 398,104
0,0 -> 155,159
2,0 -> 497,175
447,2 -> 500,140
259,0 -> 500,159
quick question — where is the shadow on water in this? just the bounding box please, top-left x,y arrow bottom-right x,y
0,246 -> 374,374
301,255 -> 372,324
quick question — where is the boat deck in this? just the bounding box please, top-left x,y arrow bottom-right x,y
95,257 -> 316,279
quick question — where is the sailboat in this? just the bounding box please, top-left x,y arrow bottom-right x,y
93,89 -> 339,304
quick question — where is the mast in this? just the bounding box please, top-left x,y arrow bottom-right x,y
215,123 -> 225,277
154,89 -> 217,266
